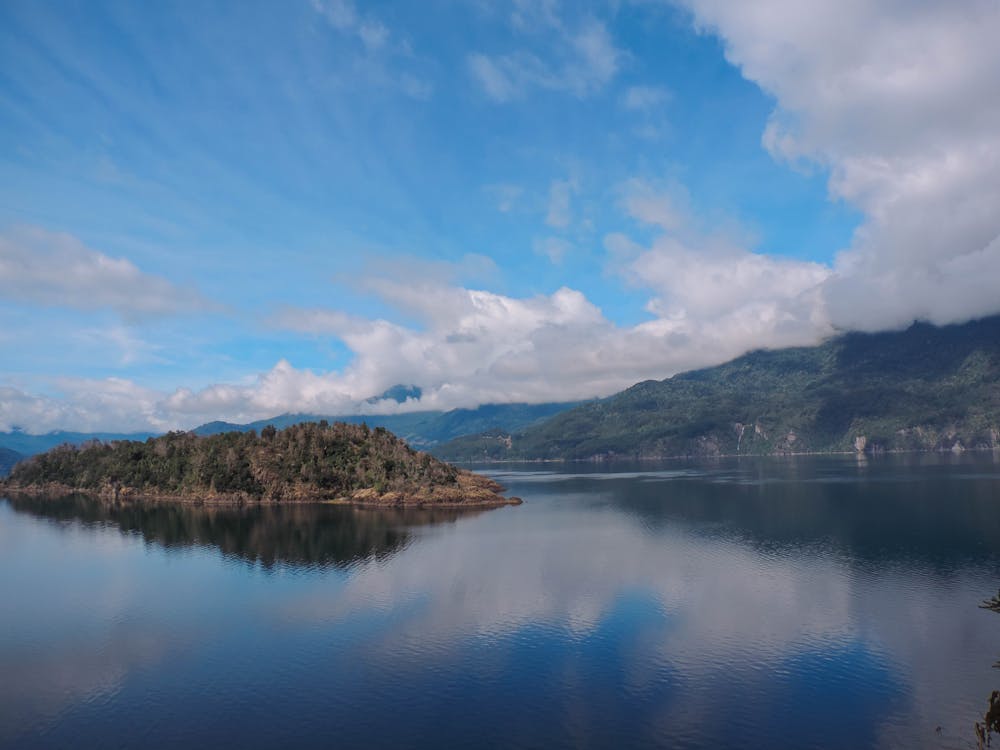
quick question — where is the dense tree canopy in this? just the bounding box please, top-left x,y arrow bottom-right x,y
6,421 -> 465,501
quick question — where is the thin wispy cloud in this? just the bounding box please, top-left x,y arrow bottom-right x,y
1,0 -> 998,432
0,227 -> 212,320
622,85 -> 671,111
468,17 -> 623,101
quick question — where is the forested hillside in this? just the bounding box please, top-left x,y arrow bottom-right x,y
3,421 -> 517,506
436,315 -> 1000,460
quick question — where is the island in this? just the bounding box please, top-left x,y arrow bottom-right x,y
0,421 -> 522,508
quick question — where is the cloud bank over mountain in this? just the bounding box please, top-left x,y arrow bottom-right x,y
2,1 -> 999,433
679,0 -> 1000,331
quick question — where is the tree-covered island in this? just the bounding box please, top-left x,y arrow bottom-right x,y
0,421 -> 521,508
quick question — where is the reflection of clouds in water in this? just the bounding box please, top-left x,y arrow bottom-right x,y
282,508 -> 854,648
0,626 -> 171,743
0,514 -> 173,742
4,460 -> 1000,749
279,502 -> 999,743
0,505 -> 252,743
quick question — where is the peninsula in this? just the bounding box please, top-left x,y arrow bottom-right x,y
0,421 -> 521,508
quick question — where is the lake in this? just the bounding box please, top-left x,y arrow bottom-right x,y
2,453 -> 1000,749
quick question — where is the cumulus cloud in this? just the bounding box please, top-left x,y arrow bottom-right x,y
0,227 -> 210,319
0,379 -> 166,434
678,0 -> 1000,330
0,209 -> 837,432
6,3 -> 1000,432
2,274 -> 777,433
602,178 -> 837,366
123,241 -> 834,433
468,18 -> 622,101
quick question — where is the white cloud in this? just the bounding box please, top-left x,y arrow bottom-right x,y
0,379 -> 166,434
545,178 -> 577,228
60,256 -> 830,433
622,84 -> 671,111
311,0 -> 356,30
0,212 -> 831,433
618,178 -> 687,231
398,72 -> 433,100
310,0 -> 432,98
484,183 -> 524,213
533,236 -> 573,264
468,18 -> 622,101
467,53 -> 524,102
611,178 -> 834,354
0,227 -> 210,319
678,0 -> 1000,330
76,326 -> 166,367
7,3 -> 1000,432
311,0 -> 388,52
509,0 -> 562,32
625,234 -> 830,325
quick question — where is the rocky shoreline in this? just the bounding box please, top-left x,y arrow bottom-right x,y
0,471 -> 523,509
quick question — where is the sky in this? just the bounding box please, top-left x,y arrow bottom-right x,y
1,0 -> 999,433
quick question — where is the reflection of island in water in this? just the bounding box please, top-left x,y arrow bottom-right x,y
495,454 -> 1000,568
4,494 -> 481,570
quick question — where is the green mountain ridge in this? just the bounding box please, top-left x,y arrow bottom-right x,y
0,430 -> 156,458
434,315 -> 1000,461
0,402 -> 579,458
189,401 -> 581,448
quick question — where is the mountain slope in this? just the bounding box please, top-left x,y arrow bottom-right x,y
0,447 -> 23,477
435,315 -> 1000,460
0,430 -> 156,458
0,403 -> 579,460
192,402 -> 580,448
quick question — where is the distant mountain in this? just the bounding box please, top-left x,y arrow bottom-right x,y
0,447 -> 23,477
191,402 -> 580,448
0,403 -> 578,459
0,430 -> 156,458
435,315 -> 1000,461
367,384 -> 423,404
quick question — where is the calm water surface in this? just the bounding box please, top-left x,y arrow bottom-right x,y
2,454 -> 1000,749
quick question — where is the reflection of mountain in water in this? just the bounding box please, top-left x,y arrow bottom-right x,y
4,495 -> 479,570
500,454 -> 1000,568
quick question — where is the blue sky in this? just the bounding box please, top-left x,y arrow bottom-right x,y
1,0 -> 998,432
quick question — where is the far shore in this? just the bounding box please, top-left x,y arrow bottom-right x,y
449,445 -> 1000,465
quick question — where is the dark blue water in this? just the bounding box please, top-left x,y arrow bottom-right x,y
2,453 -> 1000,749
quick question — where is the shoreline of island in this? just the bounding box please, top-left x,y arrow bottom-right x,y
0,473 -> 523,509
0,422 -> 524,510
